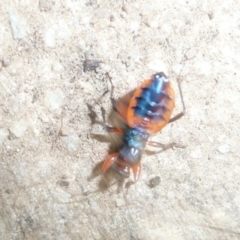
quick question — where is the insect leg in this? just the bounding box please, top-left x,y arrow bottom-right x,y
168,111 -> 185,123
104,72 -> 126,134
147,141 -> 177,149
87,103 -> 106,126
105,124 -> 124,134
169,66 -> 186,123
87,72 -> 115,126
105,72 -> 115,107
101,152 -> 119,173
132,163 -> 142,182
147,141 -> 186,149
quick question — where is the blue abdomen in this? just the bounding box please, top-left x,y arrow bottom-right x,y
133,73 -> 170,122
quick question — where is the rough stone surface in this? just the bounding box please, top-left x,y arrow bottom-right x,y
0,1 -> 240,240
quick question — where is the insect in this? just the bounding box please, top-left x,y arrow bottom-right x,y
101,72 -> 185,182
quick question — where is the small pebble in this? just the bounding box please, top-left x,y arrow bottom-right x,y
52,62 -> 64,72
211,209 -> 225,221
8,12 -> 26,40
14,196 -> 27,209
28,138 -> 39,149
44,89 -> 65,111
36,160 -> 52,178
185,48 -> 197,60
116,199 -> 125,207
62,133 -> 80,152
217,144 -> 230,154
146,20 -> 158,28
149,176 -> 161,188
129,21 -> 140,31
10,120 -> 28,138
2,57 -> 11,67
208,12 -> 214,20
58,179 -> 70,188
52,188 -> 71,203
79,81 -> 94,94
214,155 -> 228,163
44,20 -> 71,48
44,28 -> 55,48
7,59 -> 23,76
83,60 -> 101,72
190,148 -> 203,159
55,20 -> 71,41
0,128 -> 9,145
38,0 -> 53,11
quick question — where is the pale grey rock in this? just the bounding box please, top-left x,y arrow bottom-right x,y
0,128 -> 8,145
8,12 -> 26,40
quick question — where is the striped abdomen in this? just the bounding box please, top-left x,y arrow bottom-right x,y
127,72 -> 175,134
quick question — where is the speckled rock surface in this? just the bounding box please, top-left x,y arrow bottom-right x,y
0,1 -> 240,239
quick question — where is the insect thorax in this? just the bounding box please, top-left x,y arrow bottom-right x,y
123,127 -> 149,149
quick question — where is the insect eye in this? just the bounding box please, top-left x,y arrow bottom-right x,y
155,73 -> 168,82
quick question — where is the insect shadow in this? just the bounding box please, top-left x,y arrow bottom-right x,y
87,88 -> 136,192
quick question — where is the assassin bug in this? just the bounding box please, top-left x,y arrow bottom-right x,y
100,72 -> 185,183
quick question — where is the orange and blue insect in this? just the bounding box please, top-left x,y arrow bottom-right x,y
102,72 -> 184,182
